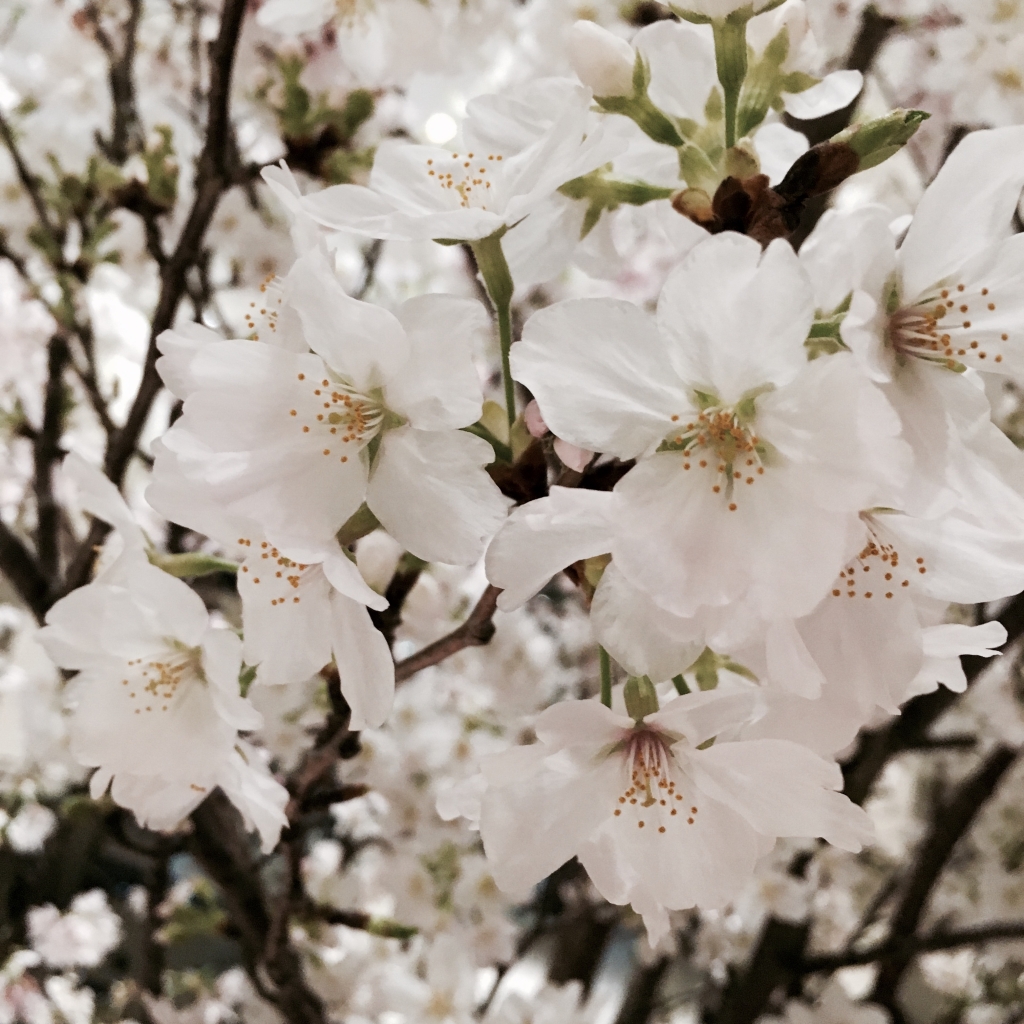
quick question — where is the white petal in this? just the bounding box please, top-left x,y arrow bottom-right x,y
635,21 -> 717,124
284,247 -> 408,392
384,294 -> 488,430
201,629 -> 263,731
240,560 -> 334,686
217,743 -> 289,854
591,563 -> 704,680
480,748 -> 618,898
651,690 -> 761,748
330,595 -> 394,730
62,453 -> 147,551
502,193 -> 588,290
690,739 -> 874,851
513,298 -> 688,459
260,162 -> 325,256
799,204 -> 897,313
923,620 -> 1007,661
900,126 -> 1024,302
320,547 -> 389,612
485,487 -> 616,610
532,698 -> 630,747
155,321 -> 224,399
366,427 -> 509,565
765,618 -> 826,699
783,70 -> 863,120
657,235 -> 814,402
753,122 -> 808,187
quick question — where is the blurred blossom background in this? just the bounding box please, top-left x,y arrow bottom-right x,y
3,2 -> 1024,1024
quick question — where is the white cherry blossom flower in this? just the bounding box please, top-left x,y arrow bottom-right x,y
147,455 -> 395,729
293,78 -> 624,244
153,247 -> 509,562
37,460 -> 287,851
485,487 -> 704,682
512,232 -> 909,621
825,127 -> 1024,381
469,691 -> 872,945
27,891 -> 121,969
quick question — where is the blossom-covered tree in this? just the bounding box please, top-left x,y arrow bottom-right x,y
4,2 -> 1024,1024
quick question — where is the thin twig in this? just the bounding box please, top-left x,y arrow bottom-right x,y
63,0 -> 249,595
394,585 -> 502,683
804,919 -> 1024,974
0,110 -> 60,242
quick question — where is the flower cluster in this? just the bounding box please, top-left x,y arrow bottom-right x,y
5,0 -> 1024,1022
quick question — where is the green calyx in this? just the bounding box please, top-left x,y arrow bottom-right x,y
624,675 -> 660,722
148,551 -> 239,578
805,293 -> 853,360
835,109 -> 931,172
684,648 -> 759,693
559,168 -> 676,238
336,503 -> 381,547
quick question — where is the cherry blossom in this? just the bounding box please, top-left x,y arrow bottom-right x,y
464,691 -> 871,945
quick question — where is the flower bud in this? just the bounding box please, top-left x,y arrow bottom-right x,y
567,22 -> 635,99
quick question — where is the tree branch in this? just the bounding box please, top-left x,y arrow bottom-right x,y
189,792 -> 329,1024
0,110 -> 60,242
870,744 -> 1020,1014
34,335 -> 69,589
394,584 -> 502,683
804,919 -> 1024,974
85,0 -> 144,163
63,0 -> 249,595
0,521 -> 49,622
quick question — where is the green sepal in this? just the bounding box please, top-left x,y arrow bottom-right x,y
148,551 -> 239,577
624,675 -> 660,722
239,664 -> 257,698
834,109 -> 930,172
463,421 -> 512,464
595,93 -> 686,147
337,503 -> 381,547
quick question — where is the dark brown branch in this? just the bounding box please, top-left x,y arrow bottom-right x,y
189,792 -> 329,1024
870,744 -> 1020,1013
804,920 -> 1024,973
394,584 -> 502,683
0,521 -> 49,621
370,555 -> 424,647
34,335 -> 69,588
103,0 -> 246,488
285,667 -> 361,824
715,918 -> 811,1024
63,0 -> 249,595
88,0 -> 145,163
0,110 -> 59,242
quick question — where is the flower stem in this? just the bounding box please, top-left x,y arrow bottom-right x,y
471,233 -> 517,432
497,301 -> 515,433
712,14 -> 748,150
599,646 -> 612,708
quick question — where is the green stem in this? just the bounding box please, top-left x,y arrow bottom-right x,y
672,673 -> 690,695
497,301 -> 515,433
599,646 -> 612,709
712,15 -> 749,150
724,88 -> 738,149
470,233 -> 516,431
